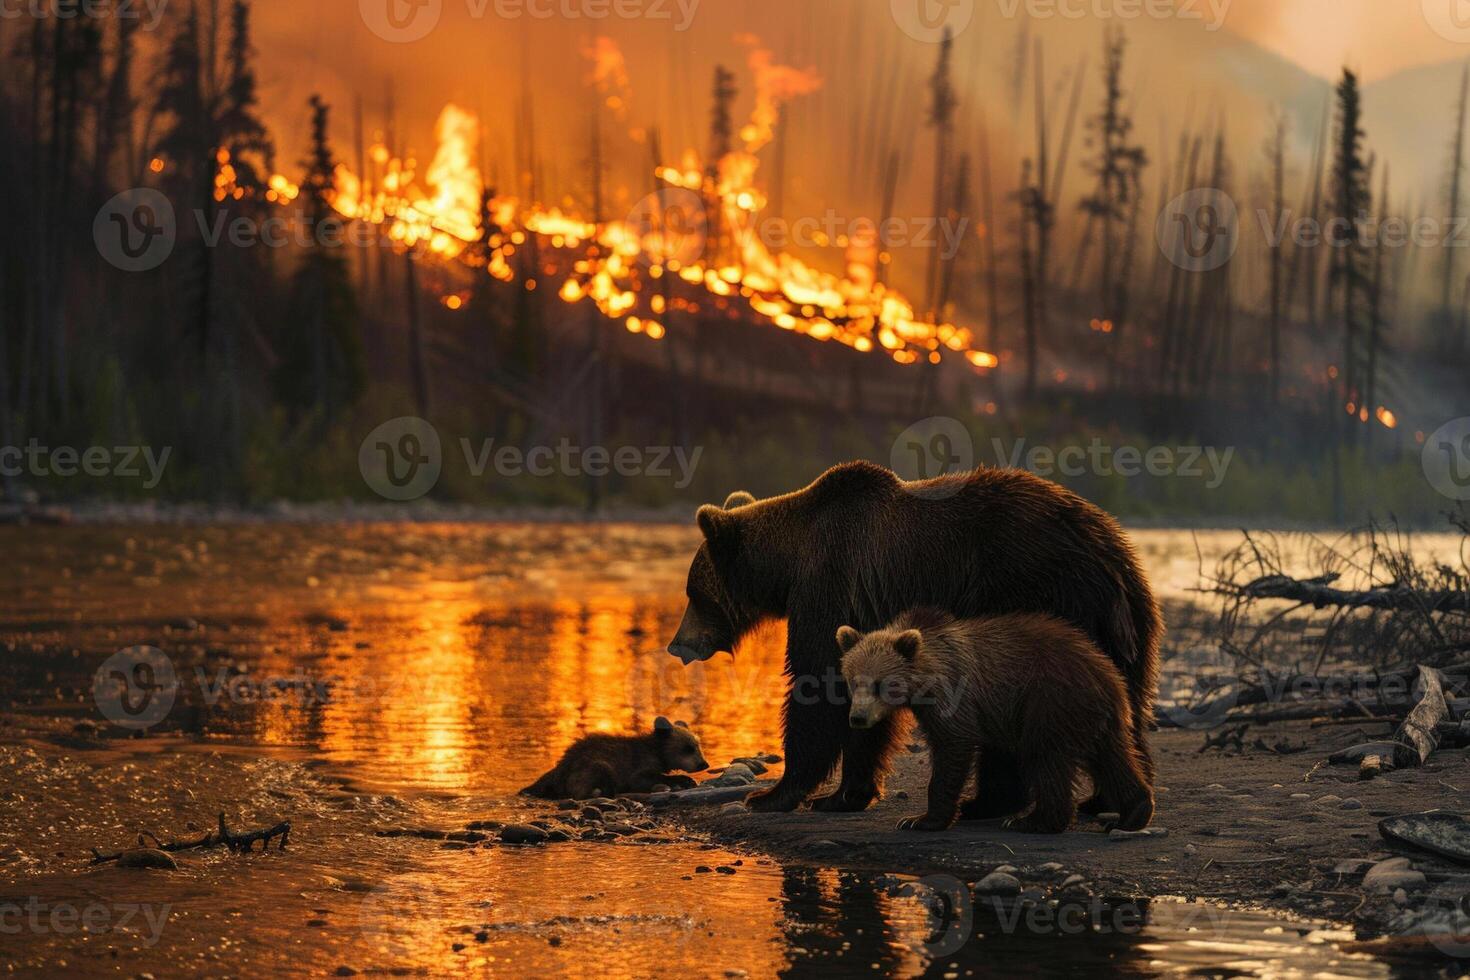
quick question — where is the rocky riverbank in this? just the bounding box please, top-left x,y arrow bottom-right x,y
668,720 -> 1470,965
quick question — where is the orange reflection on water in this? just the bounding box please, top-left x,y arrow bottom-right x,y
267,583 -> 789,793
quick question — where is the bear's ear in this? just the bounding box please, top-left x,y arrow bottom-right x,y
893,630 -> 922,661
722,491 -> 756,510
835,625 -> 862,654
674,720 -> 690,729
654,716 -> 673,736
696,504 -> 738,548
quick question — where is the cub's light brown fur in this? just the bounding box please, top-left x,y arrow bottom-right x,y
520,717 -> 709,800
838,610 -> 1153,834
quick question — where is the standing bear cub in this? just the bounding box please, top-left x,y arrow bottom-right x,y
838,610 -> 1154,834
520,717 -> 710,800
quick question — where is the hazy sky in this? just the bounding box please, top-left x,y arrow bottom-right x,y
1226,0 -> 1470,80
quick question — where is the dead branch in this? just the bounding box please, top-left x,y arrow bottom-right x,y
1225,573 -> 1470,615
91,813 -> 290,865
1393,666 -> 1451,768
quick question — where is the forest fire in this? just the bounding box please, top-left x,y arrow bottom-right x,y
271,39 -> 995,372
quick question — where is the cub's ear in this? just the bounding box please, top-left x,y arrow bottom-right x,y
722,491 -> 756,510
835,625 -> 862,654
654,716 -> 674,735
696,504 -> 738,546
893,630 -> 922,661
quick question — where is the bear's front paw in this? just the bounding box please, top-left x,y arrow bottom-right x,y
662,774 -> 698,790
745,785 -> 803,812
896,813 -> 953,832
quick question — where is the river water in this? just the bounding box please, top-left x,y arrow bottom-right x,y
1,523 -> 1460,977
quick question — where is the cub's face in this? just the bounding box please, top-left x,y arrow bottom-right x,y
836,626 -> 922,730
654,717 -> 710,773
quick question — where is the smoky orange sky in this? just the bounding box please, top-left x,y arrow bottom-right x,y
1223,0 -> 1469,80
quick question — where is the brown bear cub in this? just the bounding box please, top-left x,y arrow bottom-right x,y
837,610 -> 1153,834
520,717 -> 710,800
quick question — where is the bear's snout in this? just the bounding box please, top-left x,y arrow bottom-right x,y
849,711 -> 874,730
667,642 -> 714,664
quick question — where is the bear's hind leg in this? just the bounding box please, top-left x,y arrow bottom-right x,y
811,713 -> 902,812
1002,756 -> 1077,834
1089,739 -> 1154,831
565,762 -> 619,800
961,750 -> 1028,820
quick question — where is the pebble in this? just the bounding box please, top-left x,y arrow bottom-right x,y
715,866 -> 737,875
973,872 -> 1021,896
1038,862 -> 1064,873
1314,795 -> 1342,807
1289,793 -> 1311,800
499,824 -> 549,845
116,849 -> 178,870
993,864 -> 1018,874
1363,857 -> 1426,893
707,764 -> 757,788
603,822 -> 639,837
1060,874 -> 1086,888
1339,798 -> 1363,811
334,968 -> 357,977
731,758 -> 769,775
1393,888 -> 1411,907
1109,828 -> 1167,840
720,802 -> 747,814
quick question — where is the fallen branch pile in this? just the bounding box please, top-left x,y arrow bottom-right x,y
90,813 -> 291,865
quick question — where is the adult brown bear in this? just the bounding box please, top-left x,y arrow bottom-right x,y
667,461 -> 1161,815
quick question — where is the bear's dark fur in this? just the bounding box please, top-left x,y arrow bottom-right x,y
838,610 -> 1154,834
667,461 -> 1161,816
519,717 -> 709,799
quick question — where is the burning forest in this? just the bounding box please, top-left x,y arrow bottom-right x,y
0,1 -> 1466,519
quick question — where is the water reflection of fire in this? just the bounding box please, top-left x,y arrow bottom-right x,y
266,39 -> 996,372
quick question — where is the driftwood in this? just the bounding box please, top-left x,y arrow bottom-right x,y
1359,755 -> 1386,780
1230,573 -> 1470,615
91,813 -> 290,865
1393,666 -> 1451,768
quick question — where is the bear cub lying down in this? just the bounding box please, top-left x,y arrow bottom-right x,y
838,610 -> 1154,834
520,717 -> 710,800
